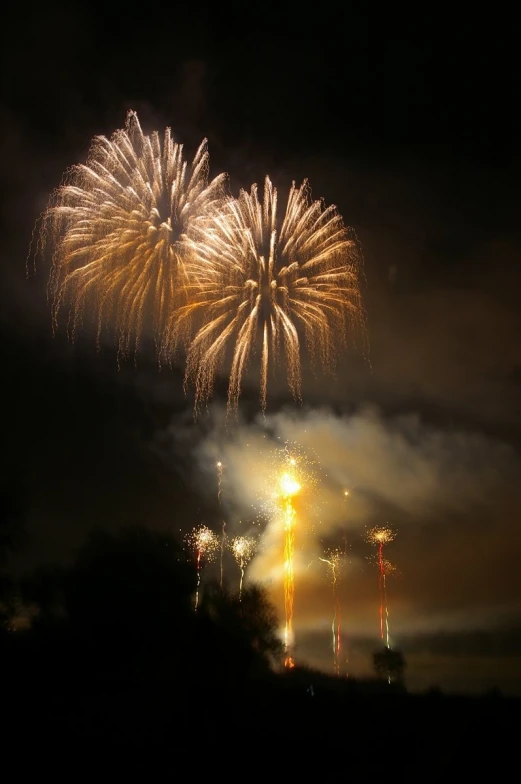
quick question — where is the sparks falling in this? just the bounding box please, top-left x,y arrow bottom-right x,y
174,175 -> 365,413
185,525 -> 219,610
319,548 -> 344,676
279,458 -> 301,668
367,526 -> 396,647
230,536 -> 256,599
39,111 -> 226,358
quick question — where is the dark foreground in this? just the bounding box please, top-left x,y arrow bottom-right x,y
3,529 -> 517,777
5,670 -> 518,778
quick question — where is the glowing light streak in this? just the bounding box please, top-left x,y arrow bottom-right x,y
216,460 -> 226,589
320,547 -> 344,675
367,526 -> 396,647
279,464 -> 301,668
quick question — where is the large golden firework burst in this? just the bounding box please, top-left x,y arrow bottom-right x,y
40,111 -> 226,356
170,175 -> 365,413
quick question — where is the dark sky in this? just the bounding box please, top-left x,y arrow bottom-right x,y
1,6 -> 521,694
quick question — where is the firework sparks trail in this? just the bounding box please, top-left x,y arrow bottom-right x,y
173,175 -> 365,414
230,536 -> 256,599
185,525 -> 219,610
216,460 -> 226,589
279,459 -> 301,668
36,111 -> 226,359
250,444 -> 317,666
367,527 -> 396,647
319,548 -> 344,675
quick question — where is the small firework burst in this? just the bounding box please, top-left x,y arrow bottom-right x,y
185,524 -> 219,560
366,526 -> 396,546
185,524 -> 219,610
230,535 -> 257,568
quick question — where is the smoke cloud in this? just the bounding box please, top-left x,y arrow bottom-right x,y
165,404 -> 520,645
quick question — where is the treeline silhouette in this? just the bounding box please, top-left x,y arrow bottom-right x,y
1,524 -> 518,775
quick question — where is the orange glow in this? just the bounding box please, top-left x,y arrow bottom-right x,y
280,468 -> 300,667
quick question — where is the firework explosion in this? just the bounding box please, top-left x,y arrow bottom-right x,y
251,444 -> 318,525
31,112 -> 371,671
34,113 -> 364,415
39,111 -> 225,357
173,175 -> 364,413
230,535 -> 257,599
185,524 -> 219,610
319,547 -> 344,675
367,526 -> 396,646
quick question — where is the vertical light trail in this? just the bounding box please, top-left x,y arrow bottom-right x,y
216,460 -> 226,589
283,490 -> 296,667
320,550 -> 342,675
343,489 -> 349,674
239,563 -> 245,599
378,540 -> 386,644
195,546 -> 202,611
280,467 -> 300,668
367,526 -> 396,649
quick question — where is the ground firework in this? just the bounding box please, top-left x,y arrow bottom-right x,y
230,535 -> 256,599
320,547 -> 344,675
367,526 -> 396,647
279,460 -> 301,667
185,525 -> 219,610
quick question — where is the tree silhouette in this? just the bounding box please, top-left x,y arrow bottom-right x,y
15,525 -> 284,692
17,526 -> 198,683
373,645 -> 406,684
198,580 -> 283,679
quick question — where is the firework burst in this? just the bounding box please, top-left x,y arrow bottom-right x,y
367,527 -> 395,547
39,111 -> 226,357
243,442 -> 319,666
171,175 -> 364,413
230,535 -> 257,599
185,524 -> 219,610
366,526 -> 396,646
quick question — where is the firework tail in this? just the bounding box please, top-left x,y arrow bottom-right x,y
377,541 -> 392,647
195,547 -> 202,611
320,554 -> 342,675
283,493 -> 296,668
216,461 -> 226,589
230,536 -> 256,601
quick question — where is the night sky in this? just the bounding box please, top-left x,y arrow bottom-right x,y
2,6 -> 521,694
